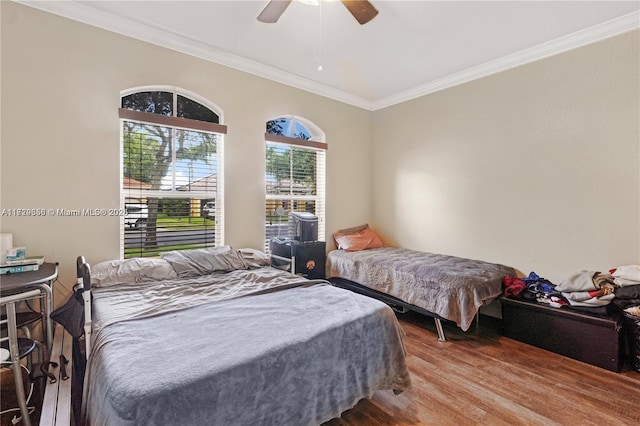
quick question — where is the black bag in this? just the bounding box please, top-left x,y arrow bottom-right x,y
51,285 -> 85,338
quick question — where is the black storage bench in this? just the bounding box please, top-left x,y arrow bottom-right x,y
501,297 -> 623,372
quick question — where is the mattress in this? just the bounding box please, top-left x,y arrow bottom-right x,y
328,247 -> 515,331
83,267 -> 411,425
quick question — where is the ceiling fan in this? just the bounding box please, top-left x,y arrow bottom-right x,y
258,0 -> 378,25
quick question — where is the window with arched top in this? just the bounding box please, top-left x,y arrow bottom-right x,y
120,87 -> 226,258
265,116 -> 326,251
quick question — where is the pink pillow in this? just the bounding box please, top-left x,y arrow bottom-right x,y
334,225 -> 383,251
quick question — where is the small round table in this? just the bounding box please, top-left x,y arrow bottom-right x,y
1,262 -> 58,352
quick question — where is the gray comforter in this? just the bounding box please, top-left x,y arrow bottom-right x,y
83,267 -> 411,425
328,247 -> 515,331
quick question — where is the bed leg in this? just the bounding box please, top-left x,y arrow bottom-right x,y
434,318 -> 447,342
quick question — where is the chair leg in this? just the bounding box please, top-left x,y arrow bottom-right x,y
7,307 -> 33,426
9,362 -> 32,426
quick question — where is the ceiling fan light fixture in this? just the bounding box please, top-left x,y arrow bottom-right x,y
298,0 -> 320,5
258,0 -> 378,25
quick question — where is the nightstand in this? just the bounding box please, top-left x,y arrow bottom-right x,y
270,239 -> 326,279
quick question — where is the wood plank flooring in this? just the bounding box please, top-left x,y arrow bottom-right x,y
0,368 -> 43,426
2,310 -> 638,425
325,311 -> 640,426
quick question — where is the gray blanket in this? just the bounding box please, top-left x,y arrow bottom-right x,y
83,268 -> 411,425
328,247 -> 515,331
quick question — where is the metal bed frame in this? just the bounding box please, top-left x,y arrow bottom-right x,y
330,277 -> 449,342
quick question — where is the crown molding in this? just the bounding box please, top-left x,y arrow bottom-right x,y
14,0 -> 375,110
371,10 -> 640,111
14,2 -> 640,112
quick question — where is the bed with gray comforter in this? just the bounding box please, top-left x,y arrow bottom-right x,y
81,251 -> 411,426
328,247 -> 515,332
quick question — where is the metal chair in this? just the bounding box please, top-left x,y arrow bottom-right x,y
1,288 -> 43,426
0,289 -> 48,377
1,308 -> 44,366
3,311 -> 40,339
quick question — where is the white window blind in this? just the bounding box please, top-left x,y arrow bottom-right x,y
265,117 -> 326,251
120,89 -> 225,258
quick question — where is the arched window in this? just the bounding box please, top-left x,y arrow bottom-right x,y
265,116 -> 326,250
120,87 -> 226,258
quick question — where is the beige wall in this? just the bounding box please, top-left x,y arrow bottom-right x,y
371,30 -> 640,283
0,2 -> 372,297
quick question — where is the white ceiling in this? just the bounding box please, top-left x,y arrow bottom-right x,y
18,1 -> 640,110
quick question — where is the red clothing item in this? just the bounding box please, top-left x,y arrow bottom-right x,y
503,275 -> 526,297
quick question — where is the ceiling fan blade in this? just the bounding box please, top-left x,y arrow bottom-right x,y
341,0 -> 378,25
257,0 -> 292,23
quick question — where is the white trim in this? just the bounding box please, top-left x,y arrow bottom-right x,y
371,10 -> 640,111
119,122 -> 125,258
215,135 -> 225,246
17,2 -> 640,111
17,0 -> 372,110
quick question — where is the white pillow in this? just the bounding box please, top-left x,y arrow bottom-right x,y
92,257 -> 177,287
161,246 -> 248,277
239,248 -> 271,269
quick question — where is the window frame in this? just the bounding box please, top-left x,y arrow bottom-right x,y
264,116 -> 326,251
119,86 -> 226,258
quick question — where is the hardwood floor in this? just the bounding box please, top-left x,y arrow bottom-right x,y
2,311 -> 638,425
0,368 -> 43,426
325,311 -> 640,426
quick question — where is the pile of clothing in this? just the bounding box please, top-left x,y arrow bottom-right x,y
555,271 -> 616,308
502,265 -> 640,314
503,272 -> 567,307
